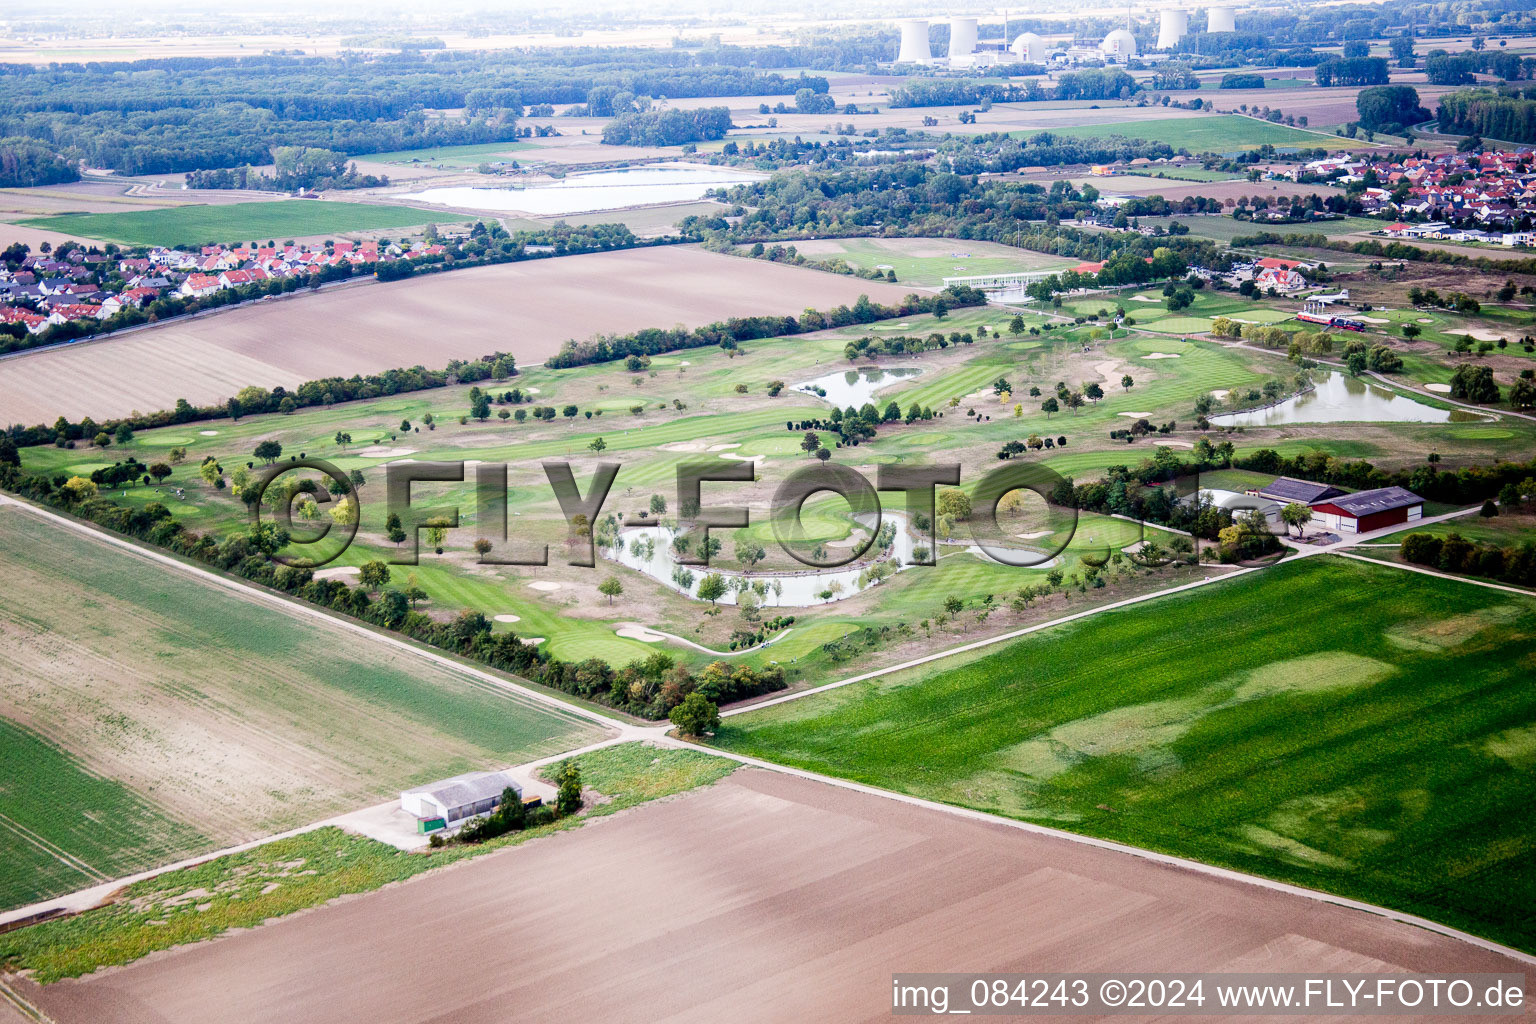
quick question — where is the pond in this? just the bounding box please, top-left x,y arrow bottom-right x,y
606,511 -> 1060,608
794,366 -> 923,408
1210,371 -> 1484,427
400,163 -> 765,216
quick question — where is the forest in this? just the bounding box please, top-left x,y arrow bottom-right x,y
0,51 -> 815,175
0,137 -> 78,187
601,107 -> 734,147
1437,87 -> 1536,143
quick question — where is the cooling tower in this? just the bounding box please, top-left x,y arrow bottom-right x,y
897,19 -> 931,62
1157,9 -> 1189,49
1010,31 -> 1047,63
948,17 -> 979,58
1208,7 -> 1235,32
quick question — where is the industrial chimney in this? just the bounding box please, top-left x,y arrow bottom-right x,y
1207,7 -> 1236,32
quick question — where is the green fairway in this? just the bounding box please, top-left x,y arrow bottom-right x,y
21,200 -> 466,247
1037,114 -> 1355,153
713,555 -> 1536,952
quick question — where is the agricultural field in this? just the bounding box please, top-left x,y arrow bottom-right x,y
713,555 -> 1536,952
19,200 -> 466,248
1038,114 -> 1357,152
0,502 -> 601,911
0,743 -> 733,984
9,766 -> 1525,1024
0,245 -> 913,425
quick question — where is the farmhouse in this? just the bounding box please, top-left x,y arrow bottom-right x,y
1309,486 -> 1425,534
1250,476 -> 1346,505
401,770 -> 523,833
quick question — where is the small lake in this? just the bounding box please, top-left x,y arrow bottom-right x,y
608,513 -> 917,608
1210,371 -> 1482,427
401,163 -> 764,215
607,511 -> 1060,608
794,366 -> 923,408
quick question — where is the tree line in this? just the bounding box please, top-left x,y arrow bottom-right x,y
545,286 -> 986,369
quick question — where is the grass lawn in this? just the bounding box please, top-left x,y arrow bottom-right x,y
713,555 -> 1536,953
1131,215 -> 1381,244
0,744 -> 735,983
774,237 -> 1073,289
20,200 -> 467,247
1034,115 -> 1354,153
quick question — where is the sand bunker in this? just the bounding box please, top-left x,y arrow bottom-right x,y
1424,383 -> 1452,393
526,387 -> 541,394
660,441 -> 706,452
358,446 -> 418,458
679,360 -> 691,366
1092,361 -> 1120,380
707,443 -> 741,451
1130,295 -> 1161,302
521,637 -> 546,645
1119,411 -> 1153,418
198,430 -> 219,436
720,453 -> 762,462
1142,352 -> 1181,360
1156,440 -> 1195,449
1016,530 -> 1052,539
1417,318 -> 1433,324
1357,315 -> 1390,324
527,581 -> 562,592
493,614 -> 521,623
615,622 -> 666,642
1447,328 -> 1510,343
313,566 -> 360,581
1210,389 -> 1230,400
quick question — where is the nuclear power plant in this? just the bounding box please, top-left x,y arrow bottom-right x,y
888,9 -> 1237,68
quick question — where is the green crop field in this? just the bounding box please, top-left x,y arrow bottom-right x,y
21,200 -> 467,247
713,556 -> 1536,952
0,504 -> 601,911
0,719 -> 208,911
361,140 -> 540,166
1037,114 -> 1355,152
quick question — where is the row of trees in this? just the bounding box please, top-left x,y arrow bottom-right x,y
1400,525 -> 1536,587
545,286 -> 985,370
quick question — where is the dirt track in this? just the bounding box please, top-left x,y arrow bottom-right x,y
20,768 -> 1527,1024
0,246 -> 912,425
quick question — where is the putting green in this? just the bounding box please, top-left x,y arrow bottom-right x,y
1451,427 -> 1515,440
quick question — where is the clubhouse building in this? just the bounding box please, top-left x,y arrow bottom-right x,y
1248,478 -> 1425,534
